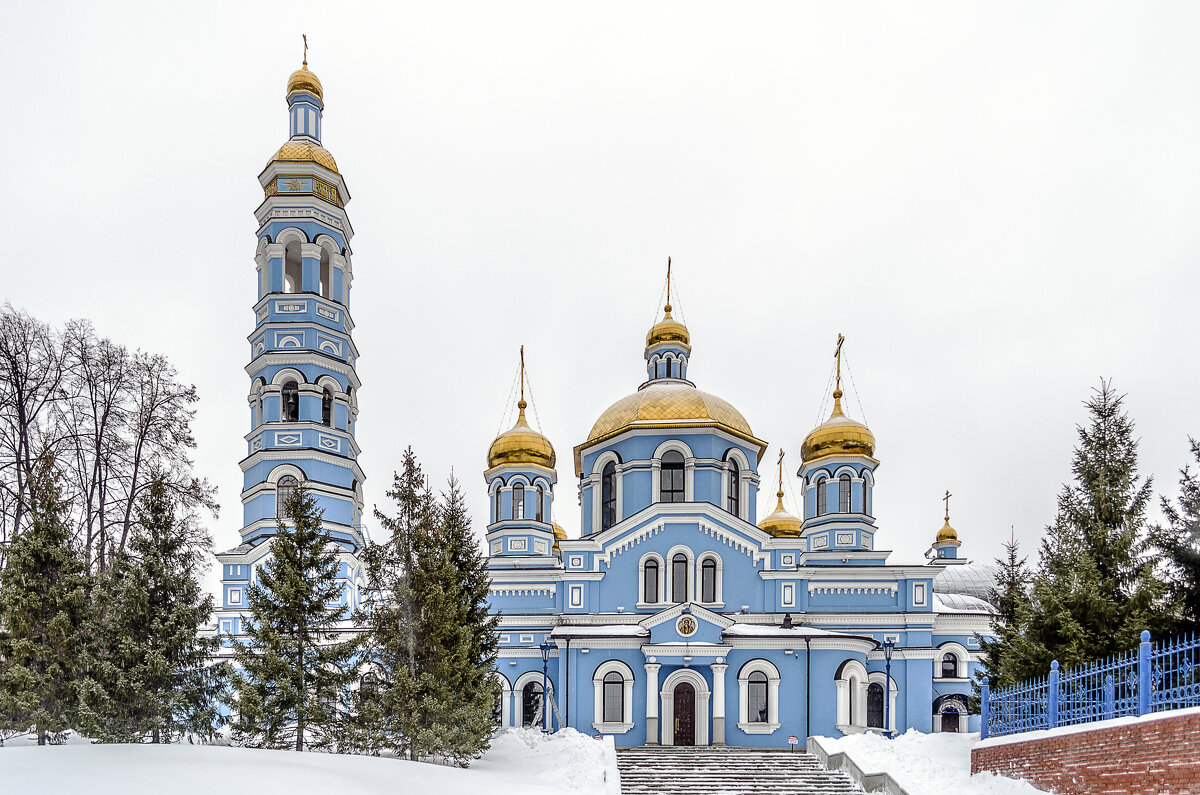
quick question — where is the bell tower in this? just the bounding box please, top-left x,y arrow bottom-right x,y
214,50 -> 366,640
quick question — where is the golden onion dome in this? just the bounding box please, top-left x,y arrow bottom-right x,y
800,389 -> 876,463
270,140 -> 339,174
936,518 -> 960,544
552,522 -> 568,552
758,491 -> 803,538
646,304 -> 691,349
487,401 -> 556,470
287,64 -> 323,100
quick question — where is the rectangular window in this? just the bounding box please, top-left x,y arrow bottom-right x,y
604,678 -> 623,723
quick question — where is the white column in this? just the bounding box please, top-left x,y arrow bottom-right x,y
711,662 -> 728,745
644,662 -> 661,745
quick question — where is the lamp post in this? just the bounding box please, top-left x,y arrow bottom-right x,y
881,639 -> 895,738
539,641 -> 558,733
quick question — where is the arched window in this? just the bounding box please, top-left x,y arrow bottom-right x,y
701,558 -> 717,603
839,474 -> 852,513
535,485 -> 545,523
282,380 -> 299,422
276,475 -> 298,517
816,476 -> 828,516
601,462 -> 617,530
319,248 -> 331,298
283,242 -> 302,293
494,488 -> 501,524
643,558 -> 660,604
603,671 -> 624,723
867,682 -> 884,729
361,672 -> 379,696
727,459 -> 740,518
321,387 -> 334,427
521,681 -> 543,728
747,671 -> 768,723
941,653 -> 959,679
512,484 -> 525,520
861,478 -> 870,515
671,553 -> 688,603
661,450 -> 685,503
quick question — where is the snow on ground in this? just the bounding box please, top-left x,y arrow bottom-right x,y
0,727 -> 617,795
815,730 -> 1043,795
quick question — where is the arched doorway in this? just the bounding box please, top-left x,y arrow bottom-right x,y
673,682 -> 696,746
941,706 -> 960,733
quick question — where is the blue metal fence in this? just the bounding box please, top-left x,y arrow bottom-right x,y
982,630 -> 1200,739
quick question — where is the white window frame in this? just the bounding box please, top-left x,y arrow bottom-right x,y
866,671 -> 898,734
737,659 -> 781,734
665,545 -> 695,604
592,660 -> 635,734
696,553 -> 724,607
590,452 -> 624,534
651,440 -> 695,503
637,552 -> 666,608
835,659 -> 869,733
936,642 -> 970,679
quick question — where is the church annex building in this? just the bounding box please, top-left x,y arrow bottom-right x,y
213,59 -> 997,749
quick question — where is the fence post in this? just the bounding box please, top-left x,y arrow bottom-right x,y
1138,630 -> 1152,716
1103,674 -> 1115,721
1048,661 -> 1060,729
981,678 -> 990,740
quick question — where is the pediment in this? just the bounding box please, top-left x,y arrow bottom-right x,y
640,602 -> 733,645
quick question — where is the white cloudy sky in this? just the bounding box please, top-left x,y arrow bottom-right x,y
3,2 -> 1198,592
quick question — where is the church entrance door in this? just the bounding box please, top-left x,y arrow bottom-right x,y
673,682 -> 696,746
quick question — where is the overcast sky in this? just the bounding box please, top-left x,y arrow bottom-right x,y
3,2 -> 1198,595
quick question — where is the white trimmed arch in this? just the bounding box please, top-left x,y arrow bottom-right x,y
637,551 -> 666,606
936,642 -> 970,679
270,368 -> 307,386
592,660 -> 635,734
514,669 -> 555,729
737,658 -> 781,734
490,671 -> 513,728
867,671 -> 898,733
665,544 -> 695,603
652,439 -> 695,503
660,667 -> 711,746
696,551 -> 724,606
590,450 -> 624,532
835,659 -> 869,731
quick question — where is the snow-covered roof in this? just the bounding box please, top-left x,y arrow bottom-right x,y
723,623 -> 855,638
550,625 -> 650,638
932,563 -> 999,602
933,591 -> 996,614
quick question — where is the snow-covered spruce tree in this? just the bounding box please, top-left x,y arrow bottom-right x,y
1154,438 -> 1200,635
1017,381 -> 1168,679
410,475 -> 499,765
85,477 -> 229,742
0,457 -> 92,745
230,483 -> 358,751
347,448 -> 431,759
975,534 -> 1034,691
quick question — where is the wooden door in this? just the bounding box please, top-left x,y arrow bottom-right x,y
673,682 -> 696,746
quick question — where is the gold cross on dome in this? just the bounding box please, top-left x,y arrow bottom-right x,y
944,490 -> 952,521
302,34 -> 309,66
834,333 -> 845,392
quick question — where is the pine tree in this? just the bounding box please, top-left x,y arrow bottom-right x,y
0,457 -> 92,745
85,477 -> 229,742
230,483 -> 358,751
976,534 -> 1034,690
1018,381 -> 1168,678
1155,438 -> 1200,634
347,448 -> 431,759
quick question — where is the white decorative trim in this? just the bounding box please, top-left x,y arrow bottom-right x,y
592,659 -> 636,734
660,667 -> 711,746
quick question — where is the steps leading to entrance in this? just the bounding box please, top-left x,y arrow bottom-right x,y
616,747 -> 865,795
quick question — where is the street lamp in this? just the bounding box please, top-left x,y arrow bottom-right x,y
881,639 -> 895,738
539,641 -> 558,733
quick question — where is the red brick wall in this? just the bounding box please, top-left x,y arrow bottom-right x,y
971,710 -> 1200,795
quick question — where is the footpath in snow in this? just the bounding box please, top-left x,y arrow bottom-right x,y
0,727 -> 618,795
814,730 -> 1042,795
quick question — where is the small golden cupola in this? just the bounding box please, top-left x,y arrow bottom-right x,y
800,334 -> 876,464
758,449 -> 803,538
486,347 -> 556,470
269,40 -> 340,176
930,490 -> 965,564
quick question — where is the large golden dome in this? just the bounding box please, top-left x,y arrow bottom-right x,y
270,140 -> 339,174
646,304 -> 690,349
487,401 -> 556,469
800,390 -> 876,463
287,64 -> 323,100
758,492 -> 803,537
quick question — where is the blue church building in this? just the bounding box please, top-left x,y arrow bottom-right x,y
214,57 -> 997,748
484,293 -> 997,745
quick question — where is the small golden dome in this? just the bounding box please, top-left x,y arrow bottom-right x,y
936,519 -> 960,544
287,64 -> 323,100
800,390 -> 876,463
646,304 -> 691,349
758,491 -> 803,538
271,140 -> 339,174
487,401 -> 556,470
552,522 -> 568,552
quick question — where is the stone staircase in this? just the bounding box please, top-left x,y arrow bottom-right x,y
616,746 -> 864,795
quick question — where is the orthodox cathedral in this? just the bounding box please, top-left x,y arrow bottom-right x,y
213,58 -> 997,748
